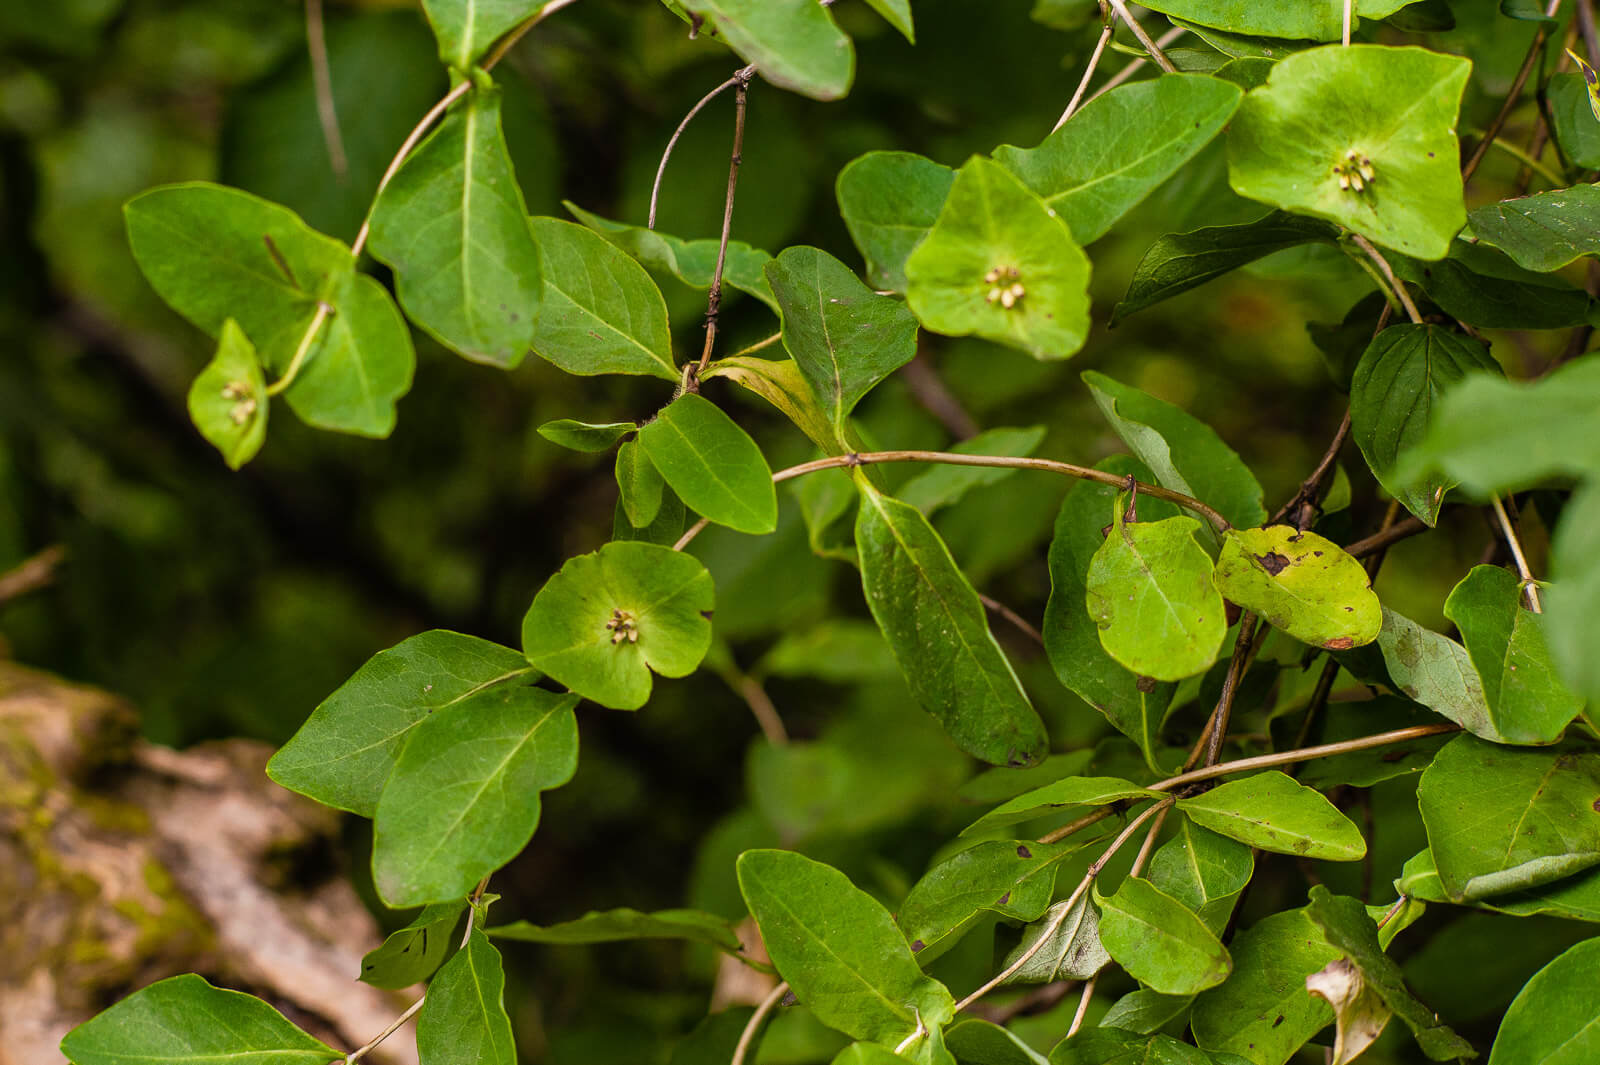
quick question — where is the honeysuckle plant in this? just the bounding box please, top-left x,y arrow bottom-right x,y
57,1 -> 1600,1063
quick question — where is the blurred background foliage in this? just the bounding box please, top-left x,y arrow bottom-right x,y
0,1 -> 1573,1060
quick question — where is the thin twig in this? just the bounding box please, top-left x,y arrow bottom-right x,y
648,64 -> 756,230
1462,0 -> 1565,182
696,71 -> 755,377
1344,515 -> 1428,559
1290,657 -> 1343,751
1349,234 -> 1423,325
736,674 -> 789,745
305,0 -> 348,182
345,995 -> 425,1065
979,593 -> 1044,645
1106,0 -> 1177,73
0,545 -> 66,606
1197,615 -> 1264,769
1067,976 -> 1099,1038
731,981 -> 789,1065
351,81 -> 472,259
264,301 -> 335,397
1087,26 -> 1186,103
1038,805 -> 1118,846
1343,0 -> 1354,46
1491,496 -> 1544,611
1056,20 -> 1114,131
1150,724 -> 1460,793
673,517 -> 710,552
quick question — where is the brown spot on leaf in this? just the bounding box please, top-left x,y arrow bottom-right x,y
700,610 -> 714,620
911,939 -> 925,952
1325,637 -> 1355,650
1272,1015 -> 1285,1028
997,892 -> 1011,906
1136,676 -> 1157,694
1017,845 -> 1032,859
1593,798 -> 1600,813
1255,551 -> 1291,575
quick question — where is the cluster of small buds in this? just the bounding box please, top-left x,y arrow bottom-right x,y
984,266 -> 1025,309
220,382 -> 257,426
605,608 -> 640,645
1332,150 -> 1377,193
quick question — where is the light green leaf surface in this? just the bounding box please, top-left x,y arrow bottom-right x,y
1349,324 -> 1500,525
360,902 -> 464,990
1444,565 -> 1583,745
1098,990 -> 1195,1036
536,419 -> 635,453
486,907 -> 744,957
638,392 -> 778,534
1488,938 -> 1600,1064
1177,771 -> 1366,861
372,684 -> 578,906
765,245 -> 920,443
679,0 -> 854,101
367,86 -> 540,367
564,201 -> 777,309
1212,526 -> 1380,649
898,840 -> 1075,960
521,541 -> 714,710
1044,457 -> 1180,774
268,629 -> 536,817
999,893 -> 1111,986
416,930 -> 516,1065
528,216 -> 676,379
1191,908 -> 1339,1065
1083,370 -> 1266,531
1098,877 -> 1232,995
125,182 -> 413,436
905,157 -> 1091,360
737,849 -> 955,1048
1369,607 -> 1504,742
612,485 -> 686,547
994,75 -> 1242,244
188,319 -> 267,469
1399,847 -> 1600,923
1548,484 -> 1600,705
1228,45 -> 1471,259
855,478 -> 1048,767
421,0 -> 541,70
1549,72 -> 1600,168
897,426 -> 1047,515
1147,818 -> 1254,934
1468,184 -> 1600,272
1417,734 -> 1600,900
963,776 -> 1163,836
703,354 -> 840,455
1049,1029 -> 1224,1064
862,0 -> 913,42
1085,505 -> 1226,683
59,974 -> 337,1065
835,151 -> 954,291
1137,1 -> 1411,40
615,438 -> 665,528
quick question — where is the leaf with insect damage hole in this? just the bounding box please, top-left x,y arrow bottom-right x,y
187,319 -> 267,470
1212,525 -> 1381,649
360,901 -> 464,989
1178,771 -> 1366,861
637,393 -> 778,535
854,476 -> 1049,767
1097,876 -> 1232,995
521,542 -> 714,710
836,151 -> 954,292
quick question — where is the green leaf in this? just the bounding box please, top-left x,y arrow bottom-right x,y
1549,72 -> 1600,168
1082,370 -> 1267,531
416,930 -> 516,1065
372,684 -> 578,906
125,182 -> 414,436
737,849 -> 956,1048
835,151 -> 954,292
905,157 -> 1092,361
1191,908 -> 1340,1065
59,974 -> 337,1065
1146,818 -> 1254,935
267,630 -> 537,817
703,354 -> 840,455
1399,846 -> 1600,922
1049,1029 -> 1224,1065
486,907 -> 745,957
994,75 -> 1242,245
1468,185 -> 1600,272
1137,1 -> 1411,40
999,893 -> 1112,986
862,0 -> 913,42
1349,324 -> 1501,525
1368,607 -> 1507,742
1085,504 -> 1227,683
366,86 -> 541,368
946,1020 -> 1048,1065
963,776 -> 1164,836
833,1045 -> 908,1065
360,902 -> 464,989
897,426 -> 1048,515
421,0 -> 540,70
612,487 -> 687,547
755,619 -> 900,684
537,419 -> 636,453
187,319 -> 268,469
1548,484 -> 1600,705
1389,246 -> 1593,330
898,839 -> 1076,960
679,0 -> 854,101
1227,45 -> 1471,260
637,392 -> 778,534
1418,734 -> 1600,900
1488,937 -> 1600,1064
1098,876 -> 1233,995
1044,457 -> 1180,774
1112,212 -> 1338,324
854,478 -> 1048,767
564,202 -> 777,310
1099,990 -> 1196,1036
615,438 -> 665,528
527,216 -> 676,380
1177,770 -> 1367,860
765,245 -> 920,444
1212,526 -> 1381,649
1443,565 -> 1584,745
1305,887 -> 1475,1061
521,541 -> 714,710
1295,696 -> 1452,789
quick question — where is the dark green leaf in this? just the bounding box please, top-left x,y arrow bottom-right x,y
946,1020 -> 1048,1065
897,427 -> 1048,514
1349,324 -> 1500,525
1191,908 -> 1340,1065
1177,770 -> 1366,860
486,907 -> 744,956
1147,818 -> 1254,935
537,419 -> 636,453
421,0 -> 540,70
187,319 -> 268,469
1112,212 -> 1337,323
755,619 -> 899,684
905,157 -> 1092,361
1228,45 -> 1471,259
367,86 -> 541,368
615,438 -> 665,528
855,478 -> 1048,767
1137,1 -> 1411,40
1548,483 -> 1600,705
898,839 -> 1077,960
1212,526 -> 1381,648
737,849 -> 955,1048
528,216 -> 676,380
59,974 -> 337,1065
1098,876 -> 1233,995
267,629 -> 537,817
1468,185 -> 1600,272
1049,1028 -> 1219,1065
1549,72 -> 1600,168
416,929 -> 516,1065
679,0 -> 854,101
836,151 -> 954,291
963,776 -> 1163,836
360,902 -> 464,989
564,201 -> 777,310
1418,734 -> 1600,900
613,486 -> 687,547
1099,990 -> 1195,1035
1389,246 -> 1593,329
1489,938 -> 1600,1064
765,245 -> 920,443
999,893 -> 1111,986
1295,696 -> 1452,789
994,75 -> 1242,245
372,685 -> 578,906
521,541 -> 715,710
638,393 -> 778,534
